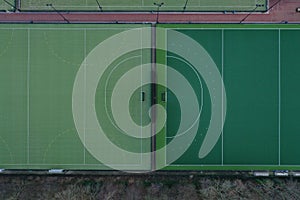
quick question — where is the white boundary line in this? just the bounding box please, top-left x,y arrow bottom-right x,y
278,29 -> 281,165
27,28 -> 30,164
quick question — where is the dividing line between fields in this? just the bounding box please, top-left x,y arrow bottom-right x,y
221,29 -> 224,166
278,29 -> 281,165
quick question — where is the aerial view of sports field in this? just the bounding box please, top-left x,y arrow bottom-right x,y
0,24 -> 153,170
159,24 -> 300,170
1,22 -> 300,172
1,0 -> 300,198
20,0 -> 267,11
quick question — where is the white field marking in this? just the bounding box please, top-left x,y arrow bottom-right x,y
27,29 -> 30,164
